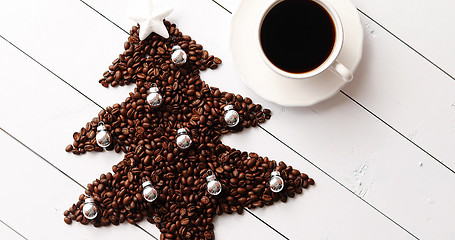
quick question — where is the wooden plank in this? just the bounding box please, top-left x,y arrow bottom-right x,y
0,28 -> 290,240
343,14 -> 455,168
0,0 -> 134,106
351,0 -> 455,77
0,221 -> 24,240
0,131 -> 152,240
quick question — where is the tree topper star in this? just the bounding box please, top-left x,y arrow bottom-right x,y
129,0 -> 173,40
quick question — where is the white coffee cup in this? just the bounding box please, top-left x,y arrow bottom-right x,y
257,0 -> 353,82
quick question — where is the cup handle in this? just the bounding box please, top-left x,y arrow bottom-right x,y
329,60 -> 353,82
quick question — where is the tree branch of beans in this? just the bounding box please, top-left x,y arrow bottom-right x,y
63,21 -> 314,240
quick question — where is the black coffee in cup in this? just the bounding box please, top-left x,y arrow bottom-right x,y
260,0 -> 336,73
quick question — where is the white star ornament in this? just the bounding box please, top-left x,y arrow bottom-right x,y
129,0 -> 173,40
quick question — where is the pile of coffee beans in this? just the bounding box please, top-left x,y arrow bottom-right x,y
98,22 -> 222,88
64,21 -> 313,240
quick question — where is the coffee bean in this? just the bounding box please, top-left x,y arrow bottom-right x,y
204,231 -> 214,239
253,187 -> 263,194
65,144 -> 73,152
215,167 -> 223,174
123,196 -> 132,205
64,217 -> 72,224
262,194 -> 272,202
229,178 -> 238,186
73,132 -> 80,142
87,130 -> 96,139
237,188 -> 247,195
308,178 -> 315,185
253,200 -> 263,208
180,218 -> 190,226
302,180 -> 309,188
84,145 -> 94,152
294,177 -> 302,188
128,172 -> 134,182
114,70 -> 122,80
213,57 -> 222,64
201,196 -> 210,204
124,42 -> 130,50
247,158 -> 256,167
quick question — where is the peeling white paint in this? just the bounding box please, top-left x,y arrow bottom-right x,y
408,129 -> 420,141
348,163 -> 373,198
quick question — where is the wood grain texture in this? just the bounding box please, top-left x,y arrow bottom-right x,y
351,0 -> 455,77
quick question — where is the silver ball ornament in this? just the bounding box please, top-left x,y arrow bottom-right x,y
176,128 -> 192,149
223,105 -> 240,127
142,181 -> 158,203
269,171 -> 284,193
171,45 -> 187,66
96,122 -> 111,148
146,85 -> 163,108
82,198 -> 98,220
206,171 -> 222,195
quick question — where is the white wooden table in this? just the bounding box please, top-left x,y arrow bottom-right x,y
1,0 -> 454,239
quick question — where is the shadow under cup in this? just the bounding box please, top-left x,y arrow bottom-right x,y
259,0 -> 345,79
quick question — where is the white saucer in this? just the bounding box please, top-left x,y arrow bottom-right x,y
230,0 -> 364,106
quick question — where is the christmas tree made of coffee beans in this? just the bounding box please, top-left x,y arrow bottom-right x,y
63,21 -> 314,239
